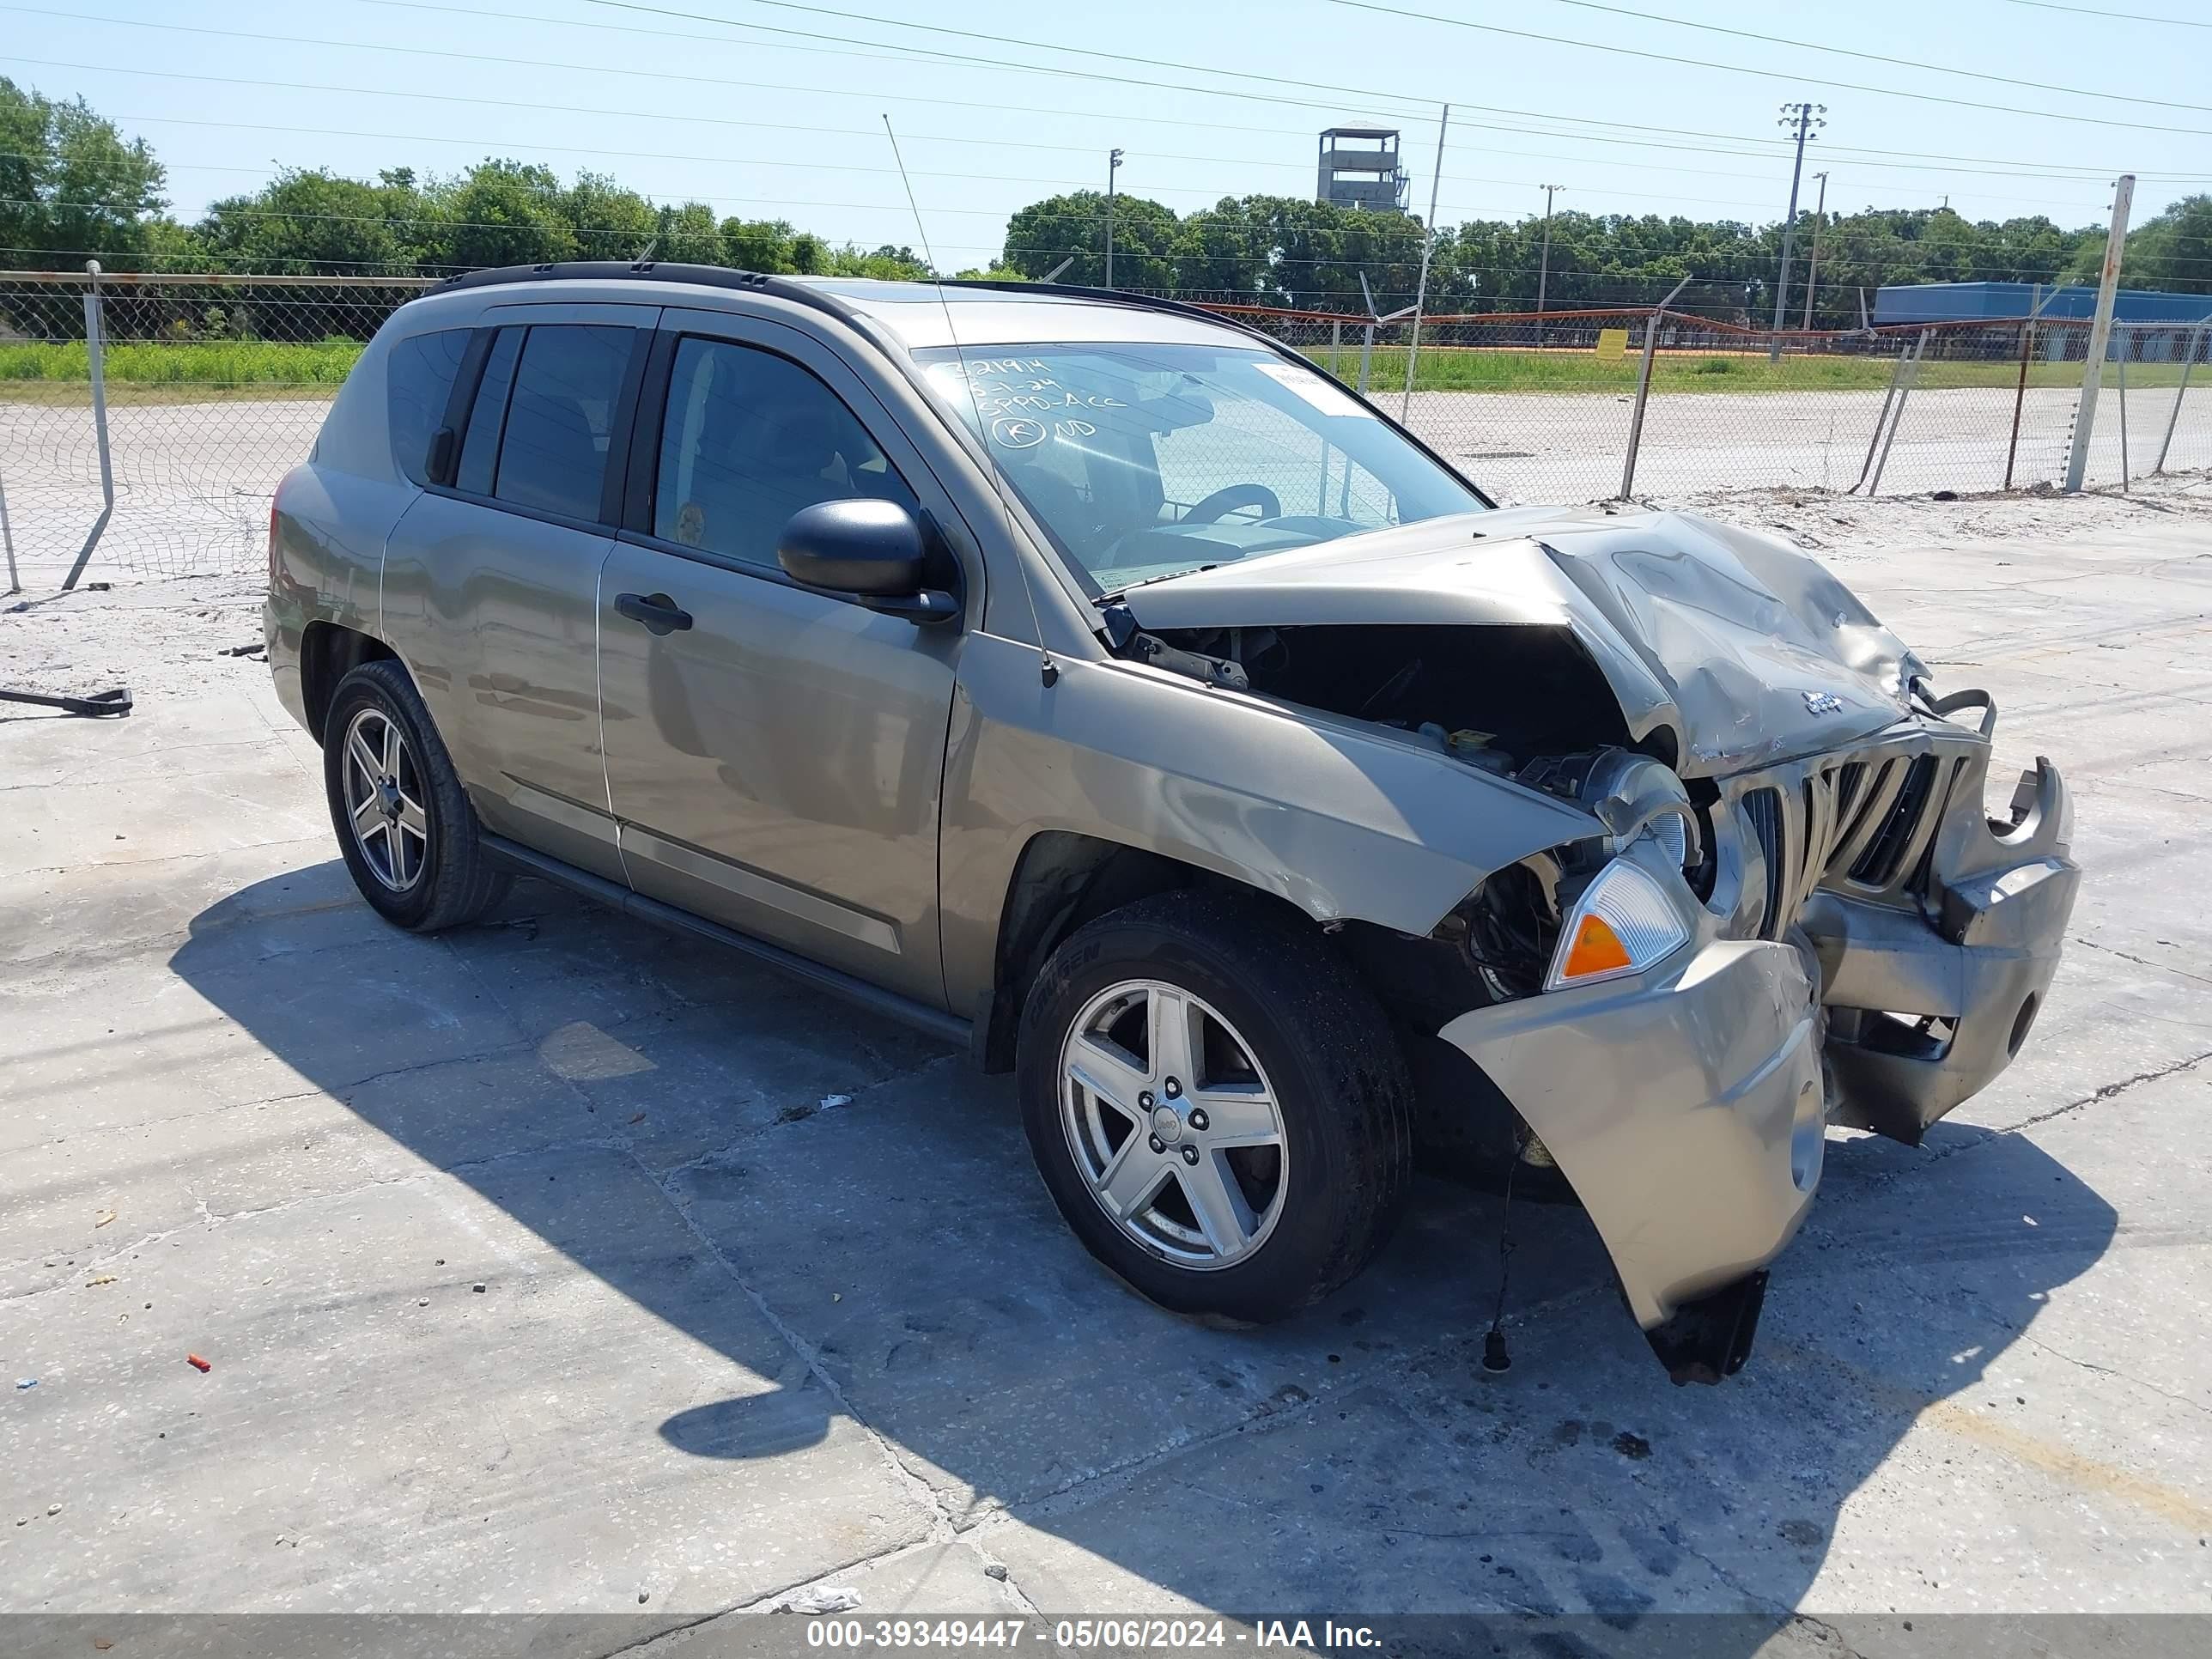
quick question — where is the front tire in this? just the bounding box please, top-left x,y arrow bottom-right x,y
1017,891 -> 1413,1323
322,659 -> 509,932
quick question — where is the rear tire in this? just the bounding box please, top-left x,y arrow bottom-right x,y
1017,890 -> 1412,1323
322,659 -> 510,933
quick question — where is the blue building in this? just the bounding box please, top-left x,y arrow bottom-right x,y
1874,281 -> 2212,326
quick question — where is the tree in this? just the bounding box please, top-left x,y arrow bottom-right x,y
422,160 -> 577,271
0,76 -> 169,270
197,168 -> 422,276
562,171 -> 656,261
722,216 -> 796,271
1004,191 -> 1176,291
2115,194 -> 2212,296
652,201 -> 722,264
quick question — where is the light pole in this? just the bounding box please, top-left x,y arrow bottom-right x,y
1534,183 -> 1563,344
1769,101 -> 1825,362
1104,148 -> 1124,289
1800,169 -> 1829,331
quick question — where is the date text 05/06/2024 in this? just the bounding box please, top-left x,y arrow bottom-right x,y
803,1618 -> 1385,1650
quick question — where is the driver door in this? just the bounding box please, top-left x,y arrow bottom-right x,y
595,312 -> 966,1006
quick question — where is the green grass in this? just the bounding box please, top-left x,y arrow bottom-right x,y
0,337 -> 2192,404
0,338 -> 363,392
1304,344 -> 2197,395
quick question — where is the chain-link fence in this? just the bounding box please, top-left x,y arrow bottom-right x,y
1,270 -> 434,587
1242,303 -> 2212,506
4,268 -> 2209,590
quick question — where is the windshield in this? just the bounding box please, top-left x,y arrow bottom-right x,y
915,342 -> 1485,595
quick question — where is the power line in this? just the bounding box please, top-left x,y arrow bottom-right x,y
0,8 -> 1439,128
18,1 -> 2175,191
1328,0 -> 2212,137
1527,0 -> 2212,112
1999,0 -> 2210,25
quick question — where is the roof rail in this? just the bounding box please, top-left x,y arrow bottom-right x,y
939,278 -> 1285,349
416,260 -> 864,330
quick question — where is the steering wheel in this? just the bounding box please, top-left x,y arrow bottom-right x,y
1182,483 -> 1281,525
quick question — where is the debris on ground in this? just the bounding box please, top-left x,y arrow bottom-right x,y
775,1585 -> 863,1615
1612,1430 -> 1653,1460
94,1210 -> 116,1227
86,1275 -> 116,1287
219,642 -> 265,658
983,1563 -> 1009,1582
185,1353 -> 211,1373
471,1283 -> 486,1294
775,1092 -> 855,1126
14,1378 -> 34,1391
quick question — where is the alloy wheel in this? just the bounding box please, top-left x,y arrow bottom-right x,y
1058,978 -> 1289,1269
339,706 -> 429,893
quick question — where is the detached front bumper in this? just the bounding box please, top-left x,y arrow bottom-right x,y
1433,702 -> 2076,1382
1438,930 -> 1826,1341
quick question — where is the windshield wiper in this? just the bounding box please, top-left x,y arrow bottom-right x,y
1093,562 -> 1220,605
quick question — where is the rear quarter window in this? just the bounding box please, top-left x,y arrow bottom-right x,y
385,328 -> 472,485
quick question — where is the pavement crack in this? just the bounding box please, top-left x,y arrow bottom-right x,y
2074,937 -> 2212,989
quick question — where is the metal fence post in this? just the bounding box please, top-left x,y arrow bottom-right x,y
1851,336 -> 1917,493
1,465 -> 18,596
2116,340 -> 2130,492
1400,102 -> 1449,422
62,258 -> 116,592
1329,318 -> 1342,379
1620,277 -> 1690,500
1865,329 -> 1929,497
2003,285 -> 2056,491
2154,315 -> 2209,474
2065,173 -> 2133,494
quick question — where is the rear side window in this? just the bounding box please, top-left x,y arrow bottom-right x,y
490,325 -> 635,521
385,328 -> 471,485
455,327 -> 521,497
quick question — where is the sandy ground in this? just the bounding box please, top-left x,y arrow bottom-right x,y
2,480 -> 2209,1645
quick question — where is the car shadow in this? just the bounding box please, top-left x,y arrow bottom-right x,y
169,865 -> 2118,1641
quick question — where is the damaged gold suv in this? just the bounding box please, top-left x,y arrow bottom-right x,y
266,265 -> 2078,1382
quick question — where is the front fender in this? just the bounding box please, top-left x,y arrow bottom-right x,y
937,633 -> 1601,1020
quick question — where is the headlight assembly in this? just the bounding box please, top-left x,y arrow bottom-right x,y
1546,856 -> 1692,990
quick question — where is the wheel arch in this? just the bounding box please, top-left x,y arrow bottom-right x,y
975,830 -> 1325,1073
300,622 -> 400,744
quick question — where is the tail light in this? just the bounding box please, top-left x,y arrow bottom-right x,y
267,493 -> 282,585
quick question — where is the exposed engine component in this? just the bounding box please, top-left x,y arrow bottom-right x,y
1141,622 -> 1635,766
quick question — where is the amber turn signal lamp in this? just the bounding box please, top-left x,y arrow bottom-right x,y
1558,914 -> 1633,981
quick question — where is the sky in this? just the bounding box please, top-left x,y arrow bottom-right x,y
5,0 -> 2209,274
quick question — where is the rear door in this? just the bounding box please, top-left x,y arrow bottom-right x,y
381,303 -> 655,880
596,310 -> 966,1006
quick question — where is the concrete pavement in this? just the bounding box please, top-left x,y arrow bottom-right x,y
3,493 -> 2209,1642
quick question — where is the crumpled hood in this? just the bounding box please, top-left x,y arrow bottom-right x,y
1119,505 -> 1928,775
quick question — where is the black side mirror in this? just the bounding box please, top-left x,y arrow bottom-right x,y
777,500 -> 958,624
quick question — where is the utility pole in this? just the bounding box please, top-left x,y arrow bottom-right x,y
1104,148 -> 1123,289
1769,101 -> 1826,362
2066,173 -> 2135,493
1800,169 -> 1828,331
1534,183 -> 1564,345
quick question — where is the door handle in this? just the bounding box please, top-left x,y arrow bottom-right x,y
615,592 -> 693,635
